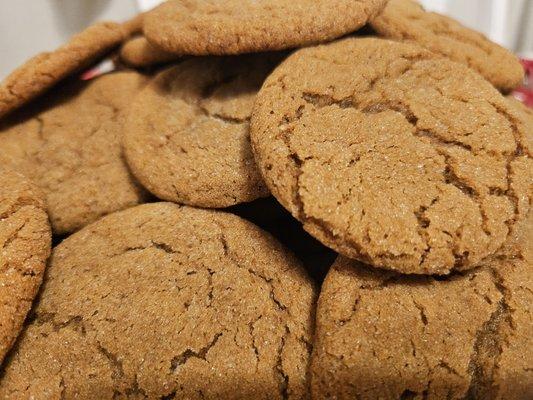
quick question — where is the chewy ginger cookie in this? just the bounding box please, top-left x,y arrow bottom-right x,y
311,245 -> 533,400
0,169 -> 51,364
0,71 -> 149,235
370,0 -> 524,92
143,0 -> 388,55
0,203 -> 316,399
0,22 -> 125,119
124,55 -> 280,208
120,36 -> 180,68
251,37 -> 532,275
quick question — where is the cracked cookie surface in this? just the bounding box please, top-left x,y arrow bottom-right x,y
0,71 -> 149,235
0,22 -> 125,119
311,247 -> 533,399
370,0 -> 524,92
0,169 -> 51,364
251,37 -> 532,275
124,55 -> 280,208
0,203 -> 316,399
143,0 -> 387,55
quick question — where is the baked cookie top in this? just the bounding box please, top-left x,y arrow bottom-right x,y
0,169 -> 51,364
251,37 -> 532,275
0,71 -> 149,235
311,248 -> 532,399
0,203 -> 316,399
0,22 -> 124,119
120,36 -> 179,68
143,0 -> 388,55
370,0 -> 524,92
124,55 -> 280,208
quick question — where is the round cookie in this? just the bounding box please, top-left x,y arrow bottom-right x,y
0,22 -> 125,119
311,251 -> 533,399
120,36 -> 180,68
0,169 -> 51,364
370,0 -> 524,92
124,55 -> 279,208
251,37 -> 532,275
0,71 -> 149,235
0,203 -> 316,399
143,0 -> 388,55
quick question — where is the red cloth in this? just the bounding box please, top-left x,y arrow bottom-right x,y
512,59 -> 533,108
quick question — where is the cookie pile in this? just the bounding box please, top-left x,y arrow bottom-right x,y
0,0 -> 531,398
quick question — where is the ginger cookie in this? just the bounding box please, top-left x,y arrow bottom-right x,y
124,55 -> 279,208
251,37 -> 532,275
143,0 -> 388,55
121,13 -> 145,37
370,0 -> 524,92
0,203 -> 316,399
0,169 -> 51,364
0,22 -> 125,119
0,71 -> 149,235
311,250 -> 533,400
120,36 -> 179,68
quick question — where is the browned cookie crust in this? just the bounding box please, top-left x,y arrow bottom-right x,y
0,72 -> 149,235
124,55 -> 280,208
251,37 -> 532,275
120,36 -> 179,68
0,203 -> 316,399
0,22 -> 125,119
311,249 -> 533,399
370,0 -> 524,92
0,169 -> 51,364
143,0 -> 388,55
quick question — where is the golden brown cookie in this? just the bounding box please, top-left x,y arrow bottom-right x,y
120,36 -> 179,68
121,13 -> 145,37
251,37 -> 532,275
124,55 -> 280,208
0,71 -> 149,235
143,0 -> 388,55
0,169 -> 51,364
0,22 -> 125,119
311,250 -> 532,399
370,0 -> 524,92
0,203 -> 316,399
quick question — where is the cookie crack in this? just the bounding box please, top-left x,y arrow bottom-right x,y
169,332 -> 223,372
2,218 -> 28,252
487,102 -> 525,231
110,241 -> 182,258
465,269 -> 513,399
96,341 -> 125,380
274,325 -> 290,400
124,373 -> 148,398
218,227 -> 287,312
197,105 -> 249,125
248,315 -> 262,370
34,312 -> 87,335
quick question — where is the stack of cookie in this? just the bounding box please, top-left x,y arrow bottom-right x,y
0,0 -> 531,398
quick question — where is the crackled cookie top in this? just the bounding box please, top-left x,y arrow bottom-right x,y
124,55 -> 281,208
311,253 -> 533,400
371,0 -> 524,92
0,169 -> 51,364
0,72 -> 149,234
251,37 -> 531,275
0,22 -> 124,119
143,0 -> 387,55
120,36 -> 179,68
0,203 -> 316,399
